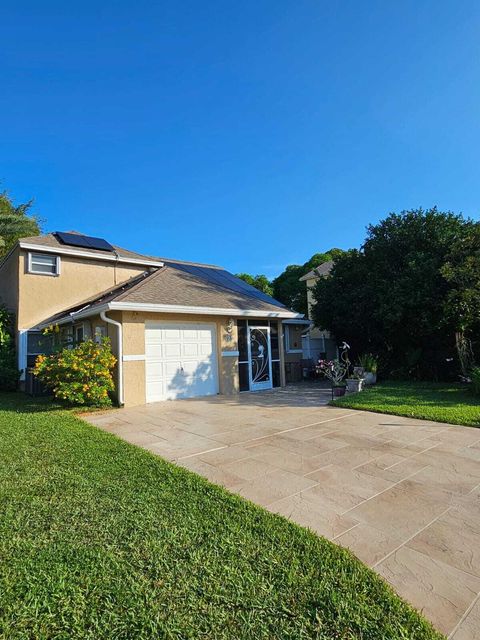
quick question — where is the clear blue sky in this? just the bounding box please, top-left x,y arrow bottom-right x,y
2,1 -> 480,277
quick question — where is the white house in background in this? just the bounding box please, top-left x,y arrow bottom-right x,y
299,260 -> 338,362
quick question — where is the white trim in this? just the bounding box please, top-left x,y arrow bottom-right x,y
20,242 -> 164,268
109,302 -> 303,319
27,252 -> 61,276
18,331 -> 28,381
285,324 -> 304,354
221,350 -> 239,357
100,311 -> 124,406
282,318 -> 311,325
123,354 -> 146,362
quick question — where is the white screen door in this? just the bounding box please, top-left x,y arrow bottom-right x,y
248,326 -> 273,391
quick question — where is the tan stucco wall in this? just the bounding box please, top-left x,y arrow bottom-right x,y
118,312 -> 243,407
17,250 -> 146,330
0,247 -> 20,321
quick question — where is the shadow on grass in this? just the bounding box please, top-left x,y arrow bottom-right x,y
0,391 -> 66,414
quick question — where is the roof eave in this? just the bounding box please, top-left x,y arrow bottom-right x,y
18,242 -> 164,268
108,302 -> 304,319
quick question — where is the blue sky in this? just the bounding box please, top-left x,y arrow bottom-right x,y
2,1 -> 480,277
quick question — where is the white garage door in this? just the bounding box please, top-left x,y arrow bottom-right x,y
145,321 -> 219,402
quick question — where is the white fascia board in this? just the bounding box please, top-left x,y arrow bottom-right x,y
282,318 -> 311,325
37,303 -> 110,329
108,302 -> 304,319
19,243 -> 164,268
37,302 -> 304,329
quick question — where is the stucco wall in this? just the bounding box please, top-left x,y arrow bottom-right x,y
17,250 -> 146,330
118,312 -> 243,407
0,247 -> 20,321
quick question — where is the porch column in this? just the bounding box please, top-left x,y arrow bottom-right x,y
278,319 -> 286,387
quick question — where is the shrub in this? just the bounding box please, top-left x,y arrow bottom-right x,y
0,305 -> 20,391
34,338 -> 116,407
358,353 -> 378,374
471,367 -> 480,396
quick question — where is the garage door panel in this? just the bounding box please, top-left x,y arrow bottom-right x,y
145,322 -> 218,402
183,343 -> 201,357
164,343 -> 182,357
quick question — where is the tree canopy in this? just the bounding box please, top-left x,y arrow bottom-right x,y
272,248 -> 344,314
236,273 -> 273,297
0,191 -> 41,258
312,208 -> 477,379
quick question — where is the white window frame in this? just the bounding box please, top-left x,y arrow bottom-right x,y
28,252 -> 61,276
285,325 -> 303,354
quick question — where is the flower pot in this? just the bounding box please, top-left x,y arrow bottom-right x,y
346,378 -> 364,393
332,386 -> 346,397
364,371 -> 377,385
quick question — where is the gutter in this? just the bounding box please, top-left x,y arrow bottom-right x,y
100,310 -> 124,407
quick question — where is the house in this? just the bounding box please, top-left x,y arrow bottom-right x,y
0,231 -> 309,406
299,260 -> 337,362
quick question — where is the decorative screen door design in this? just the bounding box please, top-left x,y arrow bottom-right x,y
247,326 -> 273,391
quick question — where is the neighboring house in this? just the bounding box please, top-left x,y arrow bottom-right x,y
0,231 -> 309,406
299,260 -> 337,362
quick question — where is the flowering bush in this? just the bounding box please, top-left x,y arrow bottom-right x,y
317,359 -> 348,387
34,338 -> 116,407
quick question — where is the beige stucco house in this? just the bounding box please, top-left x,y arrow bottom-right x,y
0,231 -> 308,406
299,260 -> 337,362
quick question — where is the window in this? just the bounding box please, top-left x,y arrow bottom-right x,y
75,325 -> 84,344
28,252 -> 60,276
285,324 -> 303,353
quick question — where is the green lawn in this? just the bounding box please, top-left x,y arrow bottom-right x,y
0,393 -> 443,640
333,381 -> 480,427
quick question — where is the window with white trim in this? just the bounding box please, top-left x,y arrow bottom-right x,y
285,324 -> 303,353
28,252 -> 60,276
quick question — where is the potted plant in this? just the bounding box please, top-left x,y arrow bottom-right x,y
317,358 -> 348,397
346,371 -> 365,393
358,353 -> 378,385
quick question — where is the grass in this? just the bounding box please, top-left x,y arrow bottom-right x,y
332,380 -> 480,427
0,393 -> 443,640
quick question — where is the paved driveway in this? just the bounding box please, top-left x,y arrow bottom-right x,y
84,384 -> 480,638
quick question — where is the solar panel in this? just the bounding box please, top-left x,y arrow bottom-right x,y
166,262 -> 286,307
55,232 -> 115,252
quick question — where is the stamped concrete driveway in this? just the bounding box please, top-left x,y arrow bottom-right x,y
84,384 -> 480,638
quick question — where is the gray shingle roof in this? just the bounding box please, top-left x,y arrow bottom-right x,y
299,260 -> 334,282
38,265 -> 296,326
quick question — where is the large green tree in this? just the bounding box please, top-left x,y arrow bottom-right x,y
272,248 -> 344,314
442,221 -> 480,375
0,191 -> 41,258
236,273 -> 273,297
312,208 -> 472,379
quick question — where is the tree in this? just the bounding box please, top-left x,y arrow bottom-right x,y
272,248 -> 344,314
0,305 -> 20,390
442,221 -> 480,375
312,208 -> 471,379
236,273 -> 274,297
0,191 -> 41,258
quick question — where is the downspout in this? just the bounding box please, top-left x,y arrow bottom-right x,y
100,310 -> 124,406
